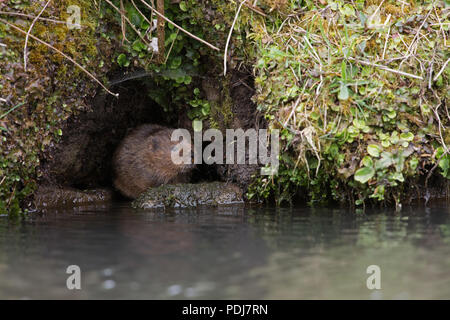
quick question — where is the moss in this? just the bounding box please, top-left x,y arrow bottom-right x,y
0,0 -> 115,216
208,75 -> 234,130
247,0 -> 449,206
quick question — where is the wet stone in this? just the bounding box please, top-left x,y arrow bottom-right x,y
34,186 -> 113,210
132,182 -> 244,209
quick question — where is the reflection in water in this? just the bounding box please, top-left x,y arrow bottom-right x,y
0,204 -> 449,299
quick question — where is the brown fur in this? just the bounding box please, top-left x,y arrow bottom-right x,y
113,124 -> 194,199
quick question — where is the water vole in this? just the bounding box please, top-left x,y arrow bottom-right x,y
113,124 -> 194,199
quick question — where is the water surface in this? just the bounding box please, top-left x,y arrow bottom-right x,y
0,203 -> 449,299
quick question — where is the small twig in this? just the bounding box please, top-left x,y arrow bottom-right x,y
0,176 -> 6,186
404,6 -> 433,58
368,0 -> 385,24
348,57 -> 424,80
120,0 -> 129,44
224,0 -> 247,76
0,18 -> 119,97
131,0 -> 154,37
241,1 -> 266,17
164,28 -> 179,64
434,5 -> 447,47
382,26 -> 390,60
139,0 -> 220,51
104,0 -> 150,46
283,96 -> 301,127
24,0 -> 51,72
7,184 -> 16,207
0,10 -> 68,25
428,48 -> 436,89
433,58 -> 450,82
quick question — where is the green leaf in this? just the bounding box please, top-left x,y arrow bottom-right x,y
436,146 -> 445,159
409,157 -> 419,170
386,110 -> 397,119
354,166 -> 375,184
400,132 -> 414,142
132,40 -> 146,52
170,56 -> 182,69
340,4 -> 356,17
375,152 -> 394,170
184,76 -> 192,85
201,105 -> 210,116
140,19 -> 150,30
390,132 -> 399,144
338,84 -> 349,100
117,53 -> 130,67
439,155 -> 450,178
362,156 -> 373,167
179,1 -> 188,11
126,5 -> 142,26
367,144 -> 381,157
168,32 -> 178,43
391,172 -> 404,182
353,118 -> 366,129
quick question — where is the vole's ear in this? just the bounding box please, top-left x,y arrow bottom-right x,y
147,136 -> 161,150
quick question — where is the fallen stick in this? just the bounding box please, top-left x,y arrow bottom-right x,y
433,58 -> 450,82
348,57 -> 424,80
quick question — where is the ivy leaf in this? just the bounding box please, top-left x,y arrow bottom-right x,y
354,166 -> 375,184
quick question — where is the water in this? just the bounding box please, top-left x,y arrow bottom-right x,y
1,203 -> 450,299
